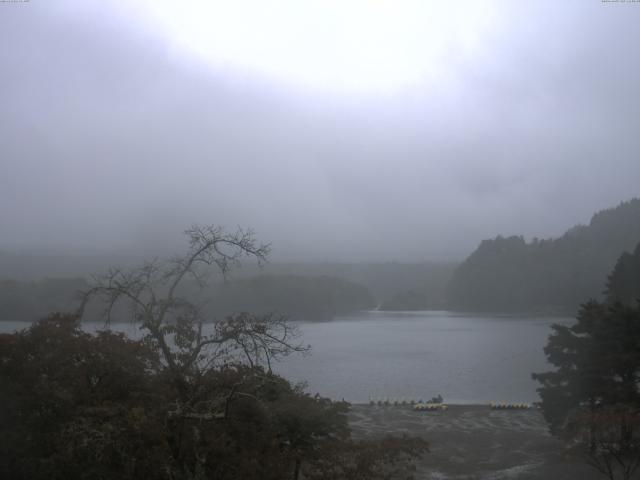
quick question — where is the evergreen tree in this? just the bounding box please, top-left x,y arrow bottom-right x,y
448,199 -> 640,312
533,247 -> 640,479
606,242 -> 640,306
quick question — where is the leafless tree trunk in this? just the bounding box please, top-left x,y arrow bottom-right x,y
78,225 -> 307,372
75,225 -> 311,479
77,225 -> 308,407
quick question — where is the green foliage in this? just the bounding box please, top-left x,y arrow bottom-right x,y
0,313 -> 428,480
448,198 -> 640,312
533,301 -> 640,434
0,313 -> 167,480
533,248 -> 640,479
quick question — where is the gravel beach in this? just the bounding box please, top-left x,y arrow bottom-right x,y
348,404 -> 603,480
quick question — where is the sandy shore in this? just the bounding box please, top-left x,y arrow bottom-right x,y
348,404 -> 602,480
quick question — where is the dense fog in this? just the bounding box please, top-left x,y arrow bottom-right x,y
2,0 -> 640,262
3,3 -> 640,480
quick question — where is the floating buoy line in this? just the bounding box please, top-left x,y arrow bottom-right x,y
367,397 -> 533,411
414,403 -> 448,411
368,397 -> 448,409
489,401 -> 531,410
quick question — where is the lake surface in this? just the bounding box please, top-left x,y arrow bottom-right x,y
1,311 -> 573,404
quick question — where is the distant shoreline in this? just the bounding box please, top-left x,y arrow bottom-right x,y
0,308 -> 576,325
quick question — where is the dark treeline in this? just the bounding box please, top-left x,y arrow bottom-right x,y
606,241 -> 640,307
4,198 -> 639,318
533,240 -> 640,479
257,262 -> 456,309
0,254 -> 457,308
0,262 -> 456,321
203,274 -> 375,321
447,198 -> 640,313
0,275 -> 374,323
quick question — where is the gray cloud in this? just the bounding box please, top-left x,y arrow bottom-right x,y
1,0 -> 639,262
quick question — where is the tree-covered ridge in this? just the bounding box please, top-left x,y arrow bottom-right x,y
606,242 -> 640,306
204,274 -> 375,321
0,274 -> 374,322
447,198 -> 640,312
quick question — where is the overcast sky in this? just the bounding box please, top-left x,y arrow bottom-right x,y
1,0 -> 639,262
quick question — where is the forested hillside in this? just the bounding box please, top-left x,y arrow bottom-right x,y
257,262 -> 456,309
447,199 -> 640,312
0,258 -> 455,317
203,274 -> 375,320
0,275 -> 374,322
606,241 -> 640,306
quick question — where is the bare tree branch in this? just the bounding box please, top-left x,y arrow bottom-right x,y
77,224 -> 304,384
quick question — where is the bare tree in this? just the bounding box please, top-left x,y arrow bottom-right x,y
73,226 -> 319,478
78,225 -> 308,379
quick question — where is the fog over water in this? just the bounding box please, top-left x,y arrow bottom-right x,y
2,1 -> 640,262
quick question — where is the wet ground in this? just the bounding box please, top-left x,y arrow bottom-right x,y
348,404 -> 602,480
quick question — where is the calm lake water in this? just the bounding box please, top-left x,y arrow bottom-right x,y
0,311 -> 573,404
